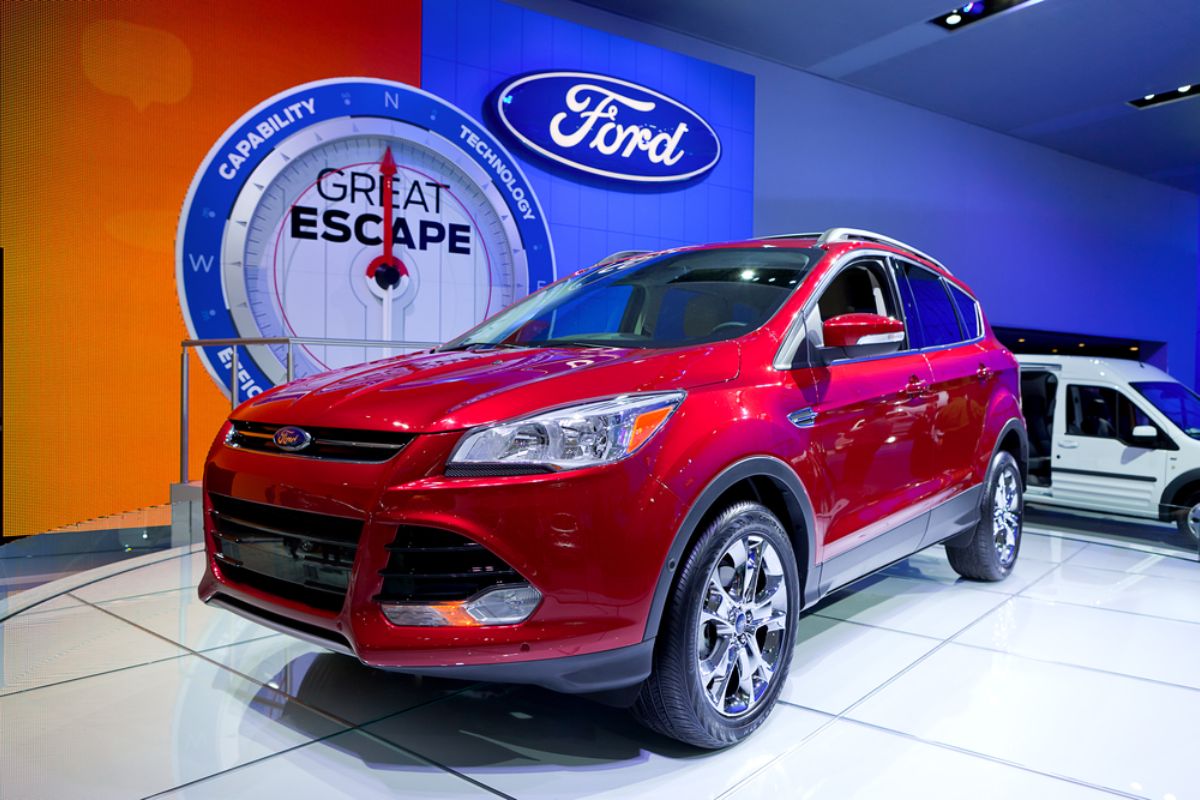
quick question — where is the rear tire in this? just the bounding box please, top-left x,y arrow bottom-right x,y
632,502 -> 799,749
947,451 -> 1023,582
1173,490 -> 1200,545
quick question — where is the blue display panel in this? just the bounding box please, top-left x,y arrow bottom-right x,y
422,0 -> 755,286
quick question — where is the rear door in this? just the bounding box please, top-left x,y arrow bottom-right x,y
1052,383 -> 1171,516
893,260 -> 990,495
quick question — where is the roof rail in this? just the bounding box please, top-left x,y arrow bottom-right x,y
593,249 -> 649,267
816,227 -> 950,273
754,232 -> 825,241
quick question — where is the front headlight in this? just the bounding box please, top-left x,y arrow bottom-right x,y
447,391 -> 684,473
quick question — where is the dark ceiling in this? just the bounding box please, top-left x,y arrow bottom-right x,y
577,0 -> 1200,194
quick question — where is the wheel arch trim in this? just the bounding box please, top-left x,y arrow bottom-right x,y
990,417 -> 1029,484
1159,469 -> 1200,520
642,456 -> 818,642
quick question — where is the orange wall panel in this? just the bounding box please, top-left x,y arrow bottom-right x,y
2,0 -> 422,535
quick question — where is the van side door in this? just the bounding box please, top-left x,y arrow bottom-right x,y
1053,383 -> 1174,517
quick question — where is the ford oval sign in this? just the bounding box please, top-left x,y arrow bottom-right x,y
494,72 -> 721,183
273,426 -> 313,452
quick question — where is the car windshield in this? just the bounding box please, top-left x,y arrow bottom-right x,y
1132,380 -> 1200,440
443,247 -> 815,350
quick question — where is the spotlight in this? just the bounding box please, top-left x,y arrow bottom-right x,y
1130,82 -> 1200,108
930,0 -> 1041,31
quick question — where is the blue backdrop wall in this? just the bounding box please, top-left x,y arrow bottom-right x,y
422,0 -> 756,286
513,0 -> 1199,387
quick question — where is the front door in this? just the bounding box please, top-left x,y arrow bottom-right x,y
790,257 -> 939,587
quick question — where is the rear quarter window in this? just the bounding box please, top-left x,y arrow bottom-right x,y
948,284 -> 981,339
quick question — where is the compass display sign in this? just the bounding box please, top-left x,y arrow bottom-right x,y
177,77 -> 553,398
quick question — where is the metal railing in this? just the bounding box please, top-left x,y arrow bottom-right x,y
180,336 -> 440,483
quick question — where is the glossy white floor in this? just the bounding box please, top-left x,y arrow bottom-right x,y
1,533 -> 1197,800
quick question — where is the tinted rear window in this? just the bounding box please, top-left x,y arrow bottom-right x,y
902,265 -> 962,348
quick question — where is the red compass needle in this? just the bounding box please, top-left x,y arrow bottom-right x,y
366,146 -> 408,287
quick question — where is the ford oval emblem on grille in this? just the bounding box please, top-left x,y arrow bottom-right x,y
273,426 -> 313,452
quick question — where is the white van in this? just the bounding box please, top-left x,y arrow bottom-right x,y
1017,355 -> 1200,543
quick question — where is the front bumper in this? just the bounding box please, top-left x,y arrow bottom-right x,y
198,429 -> 682,692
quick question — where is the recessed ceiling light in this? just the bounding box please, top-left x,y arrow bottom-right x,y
1130,82 -> 1200,108
930,0 -> 1041,31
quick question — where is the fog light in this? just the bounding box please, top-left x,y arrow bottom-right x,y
463,584 -> 542,624
380,584 -> 541,627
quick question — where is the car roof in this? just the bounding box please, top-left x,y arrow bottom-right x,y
1014,353 -> 1177,385
611,233 -> 954,280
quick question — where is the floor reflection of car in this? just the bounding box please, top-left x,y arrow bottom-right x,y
1018,354 -> 1200,543
200,227 -> 1028,749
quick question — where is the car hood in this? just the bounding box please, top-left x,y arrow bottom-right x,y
236,344 -> 740,433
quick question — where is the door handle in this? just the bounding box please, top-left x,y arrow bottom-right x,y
976,364 -> 992,382
1059,440 -> 1079,450
904,376 -> 928,397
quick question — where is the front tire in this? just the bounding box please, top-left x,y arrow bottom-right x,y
633,502 -> 799,749
947,451 -> 1023,582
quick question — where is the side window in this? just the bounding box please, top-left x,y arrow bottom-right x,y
813,260 -> 903,349
948,283 -> 981,339
1066,384 -> 1155,445
900,264 -> 963,348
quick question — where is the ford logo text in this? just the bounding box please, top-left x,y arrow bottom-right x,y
273,426 -> 313,452
493,72 -> 721,183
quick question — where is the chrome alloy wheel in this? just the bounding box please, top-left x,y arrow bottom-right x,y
992,469 -> 1022,566
1188,503 -> 1200,538
696,534 -> 789,717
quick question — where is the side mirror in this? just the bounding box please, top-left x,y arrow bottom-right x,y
1131,424 -> 1158,443
822,313 -> 904,349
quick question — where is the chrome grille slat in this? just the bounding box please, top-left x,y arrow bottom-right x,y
226,421 -> 414,463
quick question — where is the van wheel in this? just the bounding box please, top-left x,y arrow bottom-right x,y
632,502 -> 799,749
1174,490 -> 1200,544
947,451 -> 1023,582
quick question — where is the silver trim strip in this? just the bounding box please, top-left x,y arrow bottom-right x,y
857,331 -> 905,345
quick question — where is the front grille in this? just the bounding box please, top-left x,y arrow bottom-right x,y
377,526 -> 520,602
209,493 -> 363,613
227,420 -> 414,463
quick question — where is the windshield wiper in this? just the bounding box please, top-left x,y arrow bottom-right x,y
440,342 -> 529,352
534,338 -> 620,349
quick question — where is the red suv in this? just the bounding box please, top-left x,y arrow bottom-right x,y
200,227 -> 1027,748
